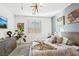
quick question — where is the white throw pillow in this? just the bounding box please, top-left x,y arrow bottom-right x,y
62,37 -> 68,44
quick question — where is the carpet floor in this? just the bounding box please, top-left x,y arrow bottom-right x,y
9,43 -> 31,56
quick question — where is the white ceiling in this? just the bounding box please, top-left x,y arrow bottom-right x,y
1,3 -> 71,17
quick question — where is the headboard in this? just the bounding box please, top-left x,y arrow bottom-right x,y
61,32 -> 79,45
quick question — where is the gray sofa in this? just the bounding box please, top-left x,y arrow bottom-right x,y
0,37 -> 16,56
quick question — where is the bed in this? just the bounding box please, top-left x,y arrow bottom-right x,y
29,32 -> 79,56
30,42 -> 79,56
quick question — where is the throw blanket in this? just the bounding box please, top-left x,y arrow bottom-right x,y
31,48 -> 79,56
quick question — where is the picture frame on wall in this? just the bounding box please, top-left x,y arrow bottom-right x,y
17,23 -> 24,32
0,16 -> 8,29
27,20 -> 41,33
66,8 -> 79,24
57,16 -> 65,27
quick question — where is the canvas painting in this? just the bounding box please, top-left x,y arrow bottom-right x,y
17,23 -> 24,32
28,20 -> 41,33
66,8 -> 79,24
0,16 -> 8,28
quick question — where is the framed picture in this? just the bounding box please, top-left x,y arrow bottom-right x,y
27,20 -> 41,33
57,16 -> 65,27
0,16 -> 8,28
66,8 -> 79,24
17,23 -> 24,32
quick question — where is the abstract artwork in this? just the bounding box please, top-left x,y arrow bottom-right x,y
28,20 -> 41,33
0,16 -> 8,28
66,8 -> 79,24
17,23 -> 24,32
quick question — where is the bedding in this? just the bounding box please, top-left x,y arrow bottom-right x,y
32,41 -> 57,50
31,47 -> 79,56
31,44 -> 79,56
30,41 -> 79,56
46,33 -> 68,45
30,33 -> 79,56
